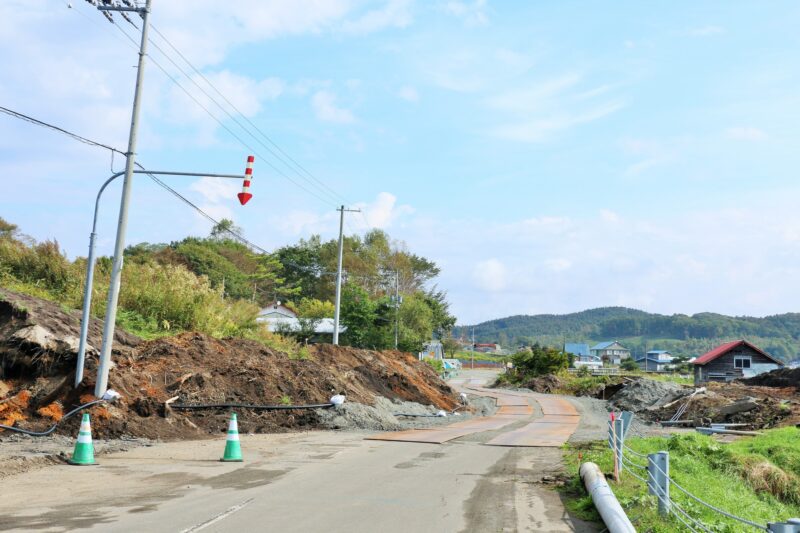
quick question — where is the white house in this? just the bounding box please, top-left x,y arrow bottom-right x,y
590,341 -> 631,365
256,301 -> 343,336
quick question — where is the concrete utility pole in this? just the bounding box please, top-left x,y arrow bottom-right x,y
393,271 -> 402,350
94,0 -> 152,397
332,205 -> 361,345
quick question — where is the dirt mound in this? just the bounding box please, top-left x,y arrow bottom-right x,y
523,374 -> 563,394
0,288 -> 139,378
0,289 -> 458,440
741,367 -> 800,389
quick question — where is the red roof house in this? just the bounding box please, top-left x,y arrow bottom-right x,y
693,340 -> 783,385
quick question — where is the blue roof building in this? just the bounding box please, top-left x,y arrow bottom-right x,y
565,343 -> 590,357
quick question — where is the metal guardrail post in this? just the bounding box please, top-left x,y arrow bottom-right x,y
648,451 -> 670,515
614,419 -> 624,477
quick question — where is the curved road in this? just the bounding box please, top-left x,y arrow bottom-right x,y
0,370 -> 598,533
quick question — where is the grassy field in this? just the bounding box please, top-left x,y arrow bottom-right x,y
562,428 -> 800,532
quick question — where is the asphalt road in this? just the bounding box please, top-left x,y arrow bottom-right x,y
0,370 -> 598,533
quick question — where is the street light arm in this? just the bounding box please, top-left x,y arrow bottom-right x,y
75,167 -> 249,389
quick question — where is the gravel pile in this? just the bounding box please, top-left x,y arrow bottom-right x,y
608,379 -> 688,413
315,394 -> 494,431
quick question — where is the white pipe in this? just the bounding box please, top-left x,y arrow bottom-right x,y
580,462 -> 637,533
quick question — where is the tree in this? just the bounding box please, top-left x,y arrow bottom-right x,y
397,293 -> 434,352
340,285 -> 378,348
210,218 -> 242,241
510,345 -> 569,378
296,298 -> 335,319
441,336 -> 461,357
621,358 -> 639,371
0,217 -> 18,239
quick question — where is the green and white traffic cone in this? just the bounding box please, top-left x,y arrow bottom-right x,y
68,413 -> 96,466
220,413 -> 243,462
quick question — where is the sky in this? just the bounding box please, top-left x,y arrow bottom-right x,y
2,1 -> 800,325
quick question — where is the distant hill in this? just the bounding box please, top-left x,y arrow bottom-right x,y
454,307 -> 800,361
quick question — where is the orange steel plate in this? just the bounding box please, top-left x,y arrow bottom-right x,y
536,398 -> 579,417
497,405 -> 534,416
535,415 -> 581,424
443,417 -> 520,431
485,419 -> 579,447
495,396 -> 530,407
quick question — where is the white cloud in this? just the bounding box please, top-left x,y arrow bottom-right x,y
190,177 -> 241,203
444,0 -> 489,27
276,192 -> 414,236
487,74 -> 582,113
726,127 -> 767,141
473,258 -> 507,292
360,192 -> 414,229
491,101 -> 623,143
340,0 -> 413,34
599,209 -> 620,223
397,85 -> 420,102
486,71 -> 624,143
312,90 -> 355,124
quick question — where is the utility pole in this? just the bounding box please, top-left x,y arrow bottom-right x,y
332,205 -> 360,345
471,326 -> 475,370
393,271 -> 401,350
94,0 -> 152,397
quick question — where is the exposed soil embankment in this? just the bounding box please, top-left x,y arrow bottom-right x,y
0,288 -> 458,440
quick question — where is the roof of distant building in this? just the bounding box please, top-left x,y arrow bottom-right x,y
565,343 -> 590,356
693,340 -> 783,366
647,350 -> 671,355
591,341 -> 627,351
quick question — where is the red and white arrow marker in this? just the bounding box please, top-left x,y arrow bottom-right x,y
238,155 -> 254,205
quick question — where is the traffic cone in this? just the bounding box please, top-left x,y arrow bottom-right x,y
68,413 -> 96,466
220,413 -> 243,462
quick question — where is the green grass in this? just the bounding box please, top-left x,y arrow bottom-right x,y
563,430 -> 800,532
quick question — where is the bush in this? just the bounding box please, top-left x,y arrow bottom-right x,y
424,358 -> 445,375
510,344 -> 569,380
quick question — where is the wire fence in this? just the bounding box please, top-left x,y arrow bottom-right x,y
607,416 -> 788,532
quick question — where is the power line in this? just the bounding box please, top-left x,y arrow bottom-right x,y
63,1 -> 342,209
148,24 -> 352,208
0,106 -> 125,155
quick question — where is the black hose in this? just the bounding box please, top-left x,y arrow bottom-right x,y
170,402 -> 335,411
0,399 -> 107,437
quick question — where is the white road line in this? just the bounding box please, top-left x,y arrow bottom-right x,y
180,498 -> 254,533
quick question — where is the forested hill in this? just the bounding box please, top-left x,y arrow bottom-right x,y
454,307 -> 800,361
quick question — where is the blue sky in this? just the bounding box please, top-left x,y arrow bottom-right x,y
2,1 -> 800,324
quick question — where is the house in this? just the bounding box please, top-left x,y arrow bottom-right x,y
590,341 -> 631,365
257,301 -> 297,320
693,340 -> 784,385
566,343 -> 603,368
474,343 -> 500,353
256,301 -> 343,339
636,350 -> 674,372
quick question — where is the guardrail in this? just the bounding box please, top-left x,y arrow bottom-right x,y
608,414 -> 800,532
